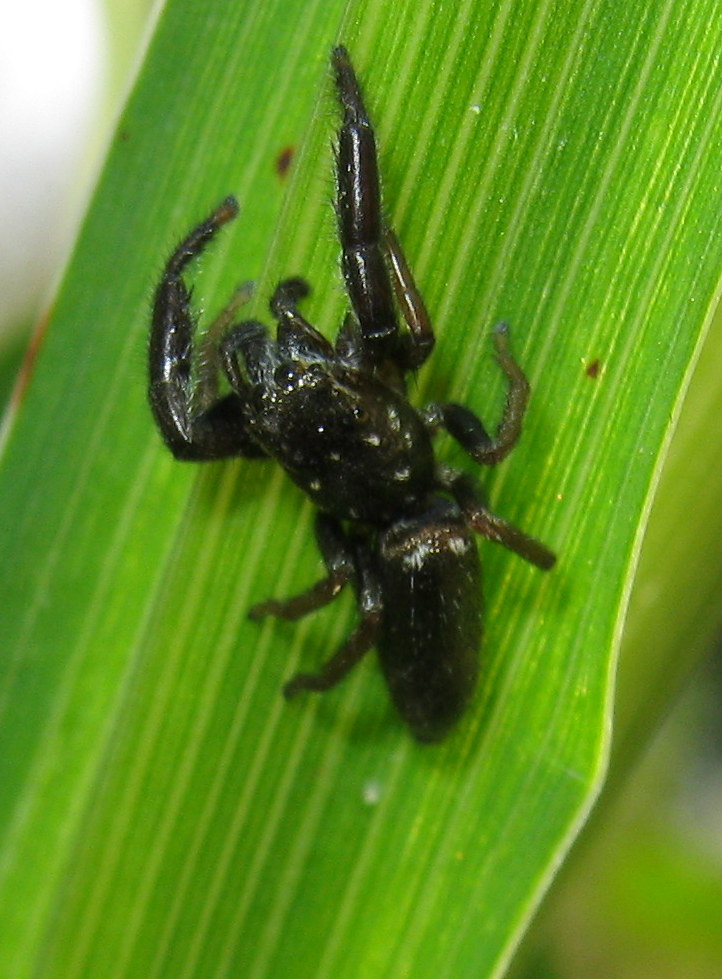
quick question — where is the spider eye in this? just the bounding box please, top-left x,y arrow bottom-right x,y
274,365 -> 298,390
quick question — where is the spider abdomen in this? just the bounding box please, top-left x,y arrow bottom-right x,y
376,501 -> 482,742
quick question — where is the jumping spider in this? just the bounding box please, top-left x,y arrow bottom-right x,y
149,46 -> 555,742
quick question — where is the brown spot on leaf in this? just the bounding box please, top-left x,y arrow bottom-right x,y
276,146 -> 294,178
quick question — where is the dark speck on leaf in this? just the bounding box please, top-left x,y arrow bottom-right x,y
276,146 -> 294,178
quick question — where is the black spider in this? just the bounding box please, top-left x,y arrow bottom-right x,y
149,46 -> 555,742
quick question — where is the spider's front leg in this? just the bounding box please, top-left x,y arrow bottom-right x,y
333,46 -> 399,364
149,197 -> 264,461
333,46 -> 435,376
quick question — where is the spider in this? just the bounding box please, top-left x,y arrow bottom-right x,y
148,45 -> 555,742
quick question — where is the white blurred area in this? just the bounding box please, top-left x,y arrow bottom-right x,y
0,2 -> 106,339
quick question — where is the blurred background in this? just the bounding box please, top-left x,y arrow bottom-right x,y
0,0 -> 154,406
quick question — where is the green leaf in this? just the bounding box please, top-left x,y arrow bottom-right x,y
3,0 -> 722,976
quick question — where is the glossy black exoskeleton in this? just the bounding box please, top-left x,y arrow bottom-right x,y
149,46 -> 555,742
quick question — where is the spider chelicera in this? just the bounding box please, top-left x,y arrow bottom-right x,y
149,45 -> 555,742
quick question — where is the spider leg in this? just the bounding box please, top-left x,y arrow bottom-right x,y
270,276 -> 335,360
383,227 -> 435,369
149,197 -> 264,460
283,540 -> 382,697
195,280 -> 253,411
424,323 -> 530,466
249,513 -> 355,621
283,606 -> 380,696
251,510 -> 381,696
442,469 -> 556,570
219,320 -> 277,390
332,45 -> 399,365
